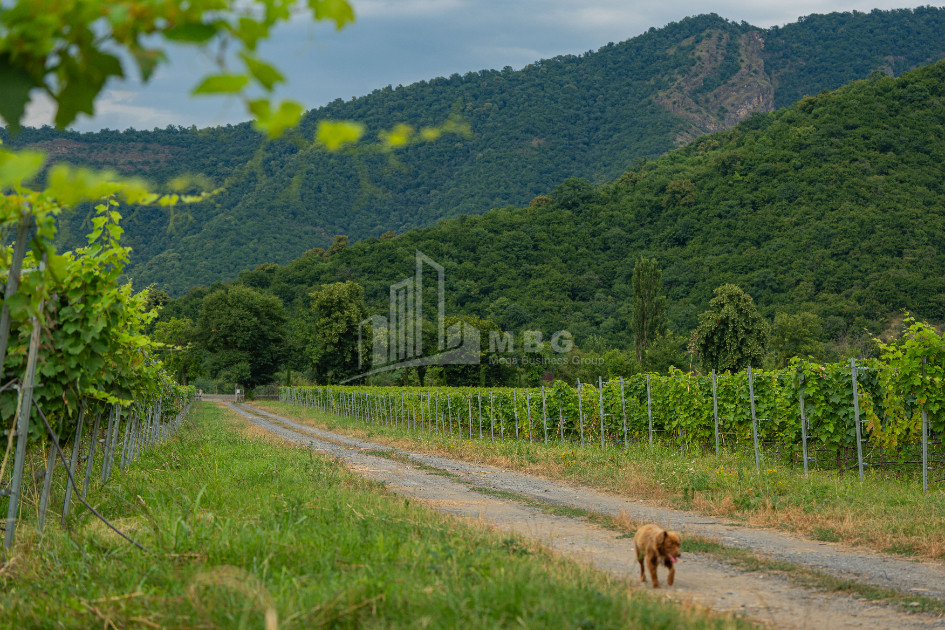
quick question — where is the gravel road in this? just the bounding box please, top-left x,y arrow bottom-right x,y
227,402 -> 945,629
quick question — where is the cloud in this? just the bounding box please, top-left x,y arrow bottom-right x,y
352,0 -> 466,19
75,90 -> 185,130
471,45 -> 547,66
533,1 -> 663,31
21,92 -> 57,129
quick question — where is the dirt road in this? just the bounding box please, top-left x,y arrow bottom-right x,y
227,402 -> 945,629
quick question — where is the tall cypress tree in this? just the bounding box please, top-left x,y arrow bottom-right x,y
631,256 -> 667,364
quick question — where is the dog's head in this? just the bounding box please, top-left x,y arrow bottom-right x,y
659,530 -> 682,567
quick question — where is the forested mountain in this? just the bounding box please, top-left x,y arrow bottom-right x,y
6,7 -> 945,294
165,58 -> 945,353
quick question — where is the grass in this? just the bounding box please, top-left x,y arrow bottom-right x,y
0,402 -> 752,629
253,400 -> 945,560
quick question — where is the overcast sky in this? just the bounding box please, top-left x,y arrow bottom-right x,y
22,0 -> 945,132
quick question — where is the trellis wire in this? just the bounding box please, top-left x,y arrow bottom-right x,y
3,389 -> 195,548
278,357 -> 941,492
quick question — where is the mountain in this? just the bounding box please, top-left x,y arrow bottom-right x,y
6,7 -> 945,295
173,57 -> 945,351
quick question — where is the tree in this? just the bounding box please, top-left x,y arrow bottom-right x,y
602,348 -> 639,379
144,287 -> 171,312
325,235 -> 349,257
307,281 -> 366,383
694,284 -> 770,373
768,312 -> 823,367
643,331 -> 689,374
440,315 -> 510,387
487,296 -> 530,330
551,177 -> 597,210
197,285 -> 286,388
152,317 -> 204,385
631,256 -> 667,364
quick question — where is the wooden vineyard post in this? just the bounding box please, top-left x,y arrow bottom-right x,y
489,393 -> 495,442
468,394 -> 474,440
478,392 -> 484,439
81,411 -> 102,499
0,216 -> 32,380
36,439 -> 57,533
447,395 -> 454,438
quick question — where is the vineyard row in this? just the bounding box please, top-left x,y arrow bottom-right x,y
280,353 -> 944,492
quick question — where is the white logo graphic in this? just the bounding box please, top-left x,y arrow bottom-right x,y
347,250 -> 479,382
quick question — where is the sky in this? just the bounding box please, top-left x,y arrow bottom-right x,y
21,0 -> 945,132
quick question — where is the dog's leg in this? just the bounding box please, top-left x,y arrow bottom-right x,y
667,563 -> 675,586
647,556 -> 661,588
636,548 -> 646,582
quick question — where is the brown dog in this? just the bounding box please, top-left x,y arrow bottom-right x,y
634,524 -> 682,588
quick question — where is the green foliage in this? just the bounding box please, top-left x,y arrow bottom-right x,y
874,318 -> 945,450
10,9 -> 945,295
284,326 -> 944,463
152,317 -> 204,385
440,315 -> 510,387
324,234 -> 349,257
602,348 -> 638,380
769,312 -> 823,367
695,284 -> 770,373
763,7 -> 945,108
631,256 -> 667,363
307,281 -> 367,383
155,57 -> 945,361
196,285 -> 286,389
0,0 -> 356,134
643,331 -> 689,374
0,198 -> 192,440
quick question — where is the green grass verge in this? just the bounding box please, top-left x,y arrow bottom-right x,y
254,400 -> 945,560
0,403 -> 751,629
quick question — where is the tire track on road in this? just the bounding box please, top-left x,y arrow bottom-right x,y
227,402 -> 945,629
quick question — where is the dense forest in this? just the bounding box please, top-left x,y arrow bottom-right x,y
5,7 -> 945,295
157,58 -> 945,389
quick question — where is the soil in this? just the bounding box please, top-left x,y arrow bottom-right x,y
227,402 -> 945,629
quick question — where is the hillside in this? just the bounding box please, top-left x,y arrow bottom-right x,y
7,7 -> 945,294
171,58 -> 945,351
